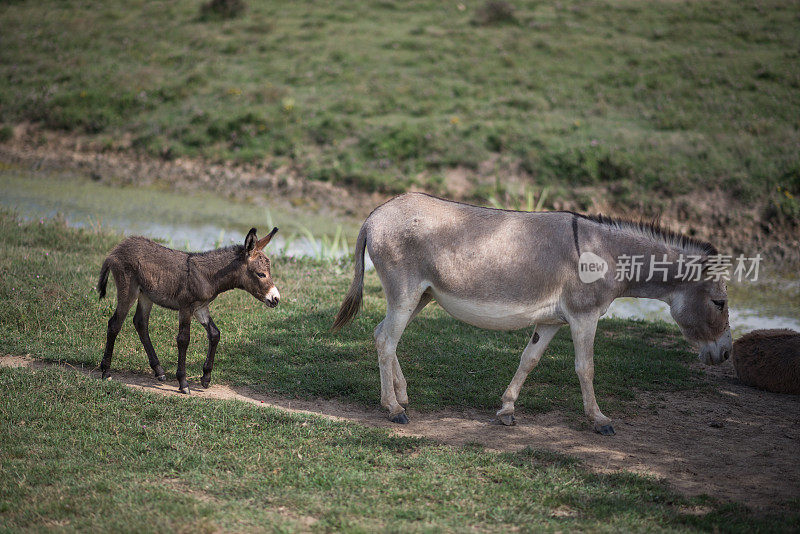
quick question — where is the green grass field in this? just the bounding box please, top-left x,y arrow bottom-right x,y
1,215 -> 799,531
2,366 -> 797,533
0,210 -> 700,422
1,0 -> 799,215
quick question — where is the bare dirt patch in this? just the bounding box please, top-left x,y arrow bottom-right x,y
2,353 -> 798,512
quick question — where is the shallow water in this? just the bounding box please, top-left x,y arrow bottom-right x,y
1,166 -> 796,335
0,167 -> 359,259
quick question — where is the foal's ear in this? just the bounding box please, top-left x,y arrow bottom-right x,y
256,227 -> 278,250
244,228 -> 258,253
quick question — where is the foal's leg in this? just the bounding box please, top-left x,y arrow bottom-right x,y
569,315 -> 614,435
496,324 -> 560,426
100,272 -> 138,380
194,306 -> 220,389
132,295 -> 166,381
374,292 -> 423,424
175,309 -> 192,394
392,291 -> 432,408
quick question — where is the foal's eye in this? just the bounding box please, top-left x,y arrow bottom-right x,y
256,272 -> 267,279
711,299 -> 726,311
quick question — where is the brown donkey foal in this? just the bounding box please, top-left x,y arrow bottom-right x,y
97,227 -> 280,394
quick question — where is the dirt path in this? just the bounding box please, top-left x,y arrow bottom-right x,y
2,353 -> 798,512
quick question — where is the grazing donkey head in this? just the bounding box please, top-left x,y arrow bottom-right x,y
242,227 -> 280,307
669,277 -> 732,365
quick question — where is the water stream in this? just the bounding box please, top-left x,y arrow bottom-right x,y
2,166 -> 797,336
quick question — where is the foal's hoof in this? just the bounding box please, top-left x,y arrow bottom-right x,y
201,376 -> 211,389
101,369 -> 111,380
155,374 -> 166,382
498,413 -> 516,426
389,412 -> 409,424
179,386 -> 190,395
595,424 -> 615,436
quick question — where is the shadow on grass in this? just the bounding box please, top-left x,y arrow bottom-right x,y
215,305 -> 700,417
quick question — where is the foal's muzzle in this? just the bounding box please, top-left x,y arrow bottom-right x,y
265,286 -> 280,308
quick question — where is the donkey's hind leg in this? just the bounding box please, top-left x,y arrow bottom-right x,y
392,291 -> 432,408
374,290 -> 428,424
100,271 -> 139,380
496,324 -> 561,426
133,294 -> 166,381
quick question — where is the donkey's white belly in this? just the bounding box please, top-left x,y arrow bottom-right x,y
432,289 -> 560,331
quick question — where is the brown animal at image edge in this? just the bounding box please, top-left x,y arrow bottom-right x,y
97,227 -> 279,393
733,329 -> 800,395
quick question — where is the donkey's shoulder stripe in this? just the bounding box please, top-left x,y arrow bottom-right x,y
572,215 -> 580,256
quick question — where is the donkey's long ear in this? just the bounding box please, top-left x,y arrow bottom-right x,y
244,228 -> 258,254
256,227 -> 278,250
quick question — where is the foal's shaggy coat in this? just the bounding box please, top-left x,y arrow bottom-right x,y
98,228 -> 279,393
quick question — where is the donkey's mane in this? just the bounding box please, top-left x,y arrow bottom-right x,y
577,212 -> 718,256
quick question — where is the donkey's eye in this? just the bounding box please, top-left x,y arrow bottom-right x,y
256,272 -> 267,279
711,299 -> 726,311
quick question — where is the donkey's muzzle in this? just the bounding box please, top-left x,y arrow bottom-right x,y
698,328 -> 732,365
265,286 -> 280,308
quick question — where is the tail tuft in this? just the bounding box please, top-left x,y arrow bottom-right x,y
332,225 -> 367,330
97,259 -> 111,300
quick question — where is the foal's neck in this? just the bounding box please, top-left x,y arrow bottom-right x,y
189,246 -> 245,296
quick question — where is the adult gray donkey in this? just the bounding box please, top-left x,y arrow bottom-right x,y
333,193 -> 731,435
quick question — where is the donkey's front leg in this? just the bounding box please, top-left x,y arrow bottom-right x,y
569,315 -> 614,435
194,306 -> 220,389
176,309 -> 192,394
496,325 -> 560,426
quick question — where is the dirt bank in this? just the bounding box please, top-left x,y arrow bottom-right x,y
2,353 -> 798,513
1,125 -> 798,263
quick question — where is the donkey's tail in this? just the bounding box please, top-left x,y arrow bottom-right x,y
97,258 -> 111,300
332,224 -> 368,330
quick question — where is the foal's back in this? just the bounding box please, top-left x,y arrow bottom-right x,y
107,236 -> 190,309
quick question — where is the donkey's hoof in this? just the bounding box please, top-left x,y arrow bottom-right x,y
498,414 -> 516,426
389,412 -> 409,424
156,374 -> 166,382
201,376 -> 211,389
179,386 -> 190,395
101,369 -> 111,380
595,424 -> 615,436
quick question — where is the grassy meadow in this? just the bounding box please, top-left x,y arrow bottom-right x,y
4,366 -> 796,533
1,0 -> 799,216
0,209 -> 700,421
1,216 -> 799,530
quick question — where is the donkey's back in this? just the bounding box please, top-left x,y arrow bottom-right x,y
98,236 -> 190,309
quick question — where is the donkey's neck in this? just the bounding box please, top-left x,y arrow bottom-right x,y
189,246 -> 245,296
601,231 -> 694,302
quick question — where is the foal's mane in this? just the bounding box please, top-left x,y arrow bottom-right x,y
577,212 -> 718,256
